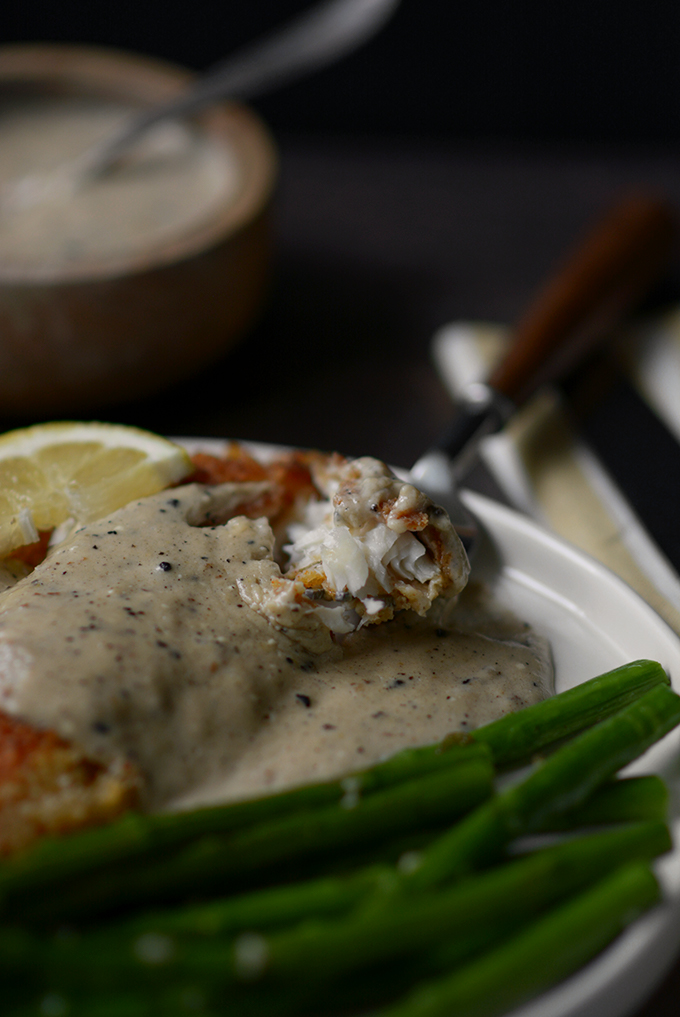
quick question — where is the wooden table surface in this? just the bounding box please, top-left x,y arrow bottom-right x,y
9,134 -> 680,1015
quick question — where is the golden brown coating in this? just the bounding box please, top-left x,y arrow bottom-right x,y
0,710 -> 139,856
0,445 -> 307,854
0,445 -> 467,853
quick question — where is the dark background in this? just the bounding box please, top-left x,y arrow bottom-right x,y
4,0 -> 680,468
5,0 -> 680,145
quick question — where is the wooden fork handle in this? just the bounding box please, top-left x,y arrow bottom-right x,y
488,194 -> 677,407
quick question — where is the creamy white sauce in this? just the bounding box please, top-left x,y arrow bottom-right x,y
0,96 -> 240,271
0,483 -> 552,811
0,558 -> 29,594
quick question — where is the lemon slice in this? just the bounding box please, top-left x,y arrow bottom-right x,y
0,422 -> 193,558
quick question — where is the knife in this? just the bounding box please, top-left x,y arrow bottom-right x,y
435,194 -> 677,483
562,351 -> 680,576
415,194 -> 678,561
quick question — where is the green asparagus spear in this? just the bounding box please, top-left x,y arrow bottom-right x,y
408,682 -> 680,888
0,739 -> 491,903
12,821 -> 668,999
346,775 -> 670,870
5,755 -> 493,924
1,660 -> 673,1014
469,658 -> 669,767
0,659 -> 664,914
101,774 -> 666,933
375,862 -> 661,1017
536,773 -> 668,830
229,820 -> 669,987
6,984 -> 284,1017
98,864 -> 397,939
110,771 -> 670,949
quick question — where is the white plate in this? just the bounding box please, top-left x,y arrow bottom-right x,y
460,489 -> 680,1017
181,440 -> 680,1017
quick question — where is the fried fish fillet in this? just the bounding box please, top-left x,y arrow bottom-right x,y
0,446 -> 468,853
0,710 -> 139,856
0,446 -> 303,854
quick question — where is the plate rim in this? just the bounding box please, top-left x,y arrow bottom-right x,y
462,488 -> 680,1017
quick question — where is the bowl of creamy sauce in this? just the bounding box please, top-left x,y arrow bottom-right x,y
0,44 -> 277,415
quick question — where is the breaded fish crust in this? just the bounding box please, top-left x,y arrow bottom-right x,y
0,710 -> 139,856
0,446 -> 468,852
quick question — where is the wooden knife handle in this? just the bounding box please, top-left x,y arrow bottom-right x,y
488,194 -> 677,407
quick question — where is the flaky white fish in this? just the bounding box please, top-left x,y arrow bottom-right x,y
239,455 -> 469,639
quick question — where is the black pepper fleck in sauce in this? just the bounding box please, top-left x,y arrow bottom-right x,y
0,486 -> 552,812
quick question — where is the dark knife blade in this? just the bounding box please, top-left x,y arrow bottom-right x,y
561,355 -> 680,576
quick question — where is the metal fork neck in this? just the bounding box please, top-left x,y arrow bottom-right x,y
435,384 -> 514,481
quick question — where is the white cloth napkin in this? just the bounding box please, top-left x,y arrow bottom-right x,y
432,310 -> 680,636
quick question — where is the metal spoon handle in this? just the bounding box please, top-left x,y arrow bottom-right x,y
79,0 -> 401,180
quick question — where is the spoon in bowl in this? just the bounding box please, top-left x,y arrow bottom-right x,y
410,194 -> 677,558
0,0 -> 401,214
